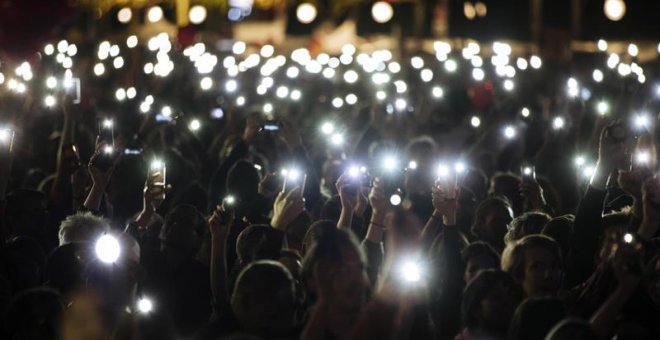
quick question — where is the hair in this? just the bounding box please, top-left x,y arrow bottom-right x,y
471,196 -> 512,239
461,241 -> 501,266
236,225 -> 285,266
301,219 -> 337,256
58,212 -> 111,246
463,167 -> 489,200
507,296 -> 567,340
405,135 -> 437,158
461,269 -> 522,331
501,235 -> 562,282
159,204 -> 207,252
544,318 -> 597,340
489,172 -> 521,196
541,215 -> 574,258
301,228 -> 365,295
505,212 -> 552,244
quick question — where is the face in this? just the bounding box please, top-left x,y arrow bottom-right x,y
521,247 -> 562,296
479,282 -> 521,334
481,205 -> 513,251
464,254 -> 498,284
314,246 -> 368,315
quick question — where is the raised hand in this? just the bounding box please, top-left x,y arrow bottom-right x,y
208,204 -> 234,239
271,187 -> 305,231
432,181 -> 457,225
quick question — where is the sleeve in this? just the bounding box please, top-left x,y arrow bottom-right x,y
565,186 -> 607,288
362,239 -> 384,287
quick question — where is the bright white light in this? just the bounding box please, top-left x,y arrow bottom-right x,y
320,122 -> 334,135
322,68 -> 335,79
95,234 -> 121,264
394,80 -> 407,93
224,195 -> 236,205
290,89 -> 302,101
332,97 -> 344,108
516,57 -> 528,70
530,56 -> 542,69
263,103 -> 273,113
113,57 -> 124,69
598,39 -> 608,51
57,40 -> 68,53
388,62 -> 401,73
455,161 -> 466,174
200,77 -> 213,91
420,69 -> 433,82
126,35 -> 138,48
276,86 -> 289,98
345,93 -> 358,105
432,86 -> 444,98
126,87 -> 136,99
0,73 -> 4,85
236,96 -> 246,106
623,233 -> 634,244
634,114 -> 649,129
232,41 -> 246,55
383,156 -> 398,171
147,6 -> 164,23
617,63 -> 631,76
117,7 -> 132,23
628,43 -> 638,57
444,59 -> 457,72
161,106 -> 173,117
395,98 -> 407,111
471,116 -> 481,127
372,1 -> 394,23
143,63 -> 153,74
607,54 -> 620,69
189,119 -> 202,132
593,69 -> 604,82
472,68 -> 485,81
44,95 -> 56,107
597,101 -> 609,115
115,88 -> 126,101
189,5 -> 207,24
140,102 -> 150,113
408,161 -> 418,170
67,44 -> 78,57
552,116 -> 565,130
390,194 -> 402,206
296,3 -> 317,24
575,155 -> 586,167
376,91 -> 387,101
330,133 -> 344,146
344,70 -> 359,84
137,298 -> 153,314
400,260 -> 422,282
636,150 -> 650,165
583,165 -> 596,179
286,66 -> 300,78
0,129 -> 11,143
411,56 -> 424,69
503,80 -> 515,91
504,126 -> 516,139
46,76 -> 57,89
225,80 -> 237,93
604,0 -> 626,21
44,44 -> 54,55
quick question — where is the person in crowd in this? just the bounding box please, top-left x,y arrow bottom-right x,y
502,235 -> 563,297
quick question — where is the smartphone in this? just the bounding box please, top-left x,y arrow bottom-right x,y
64,77 -> 81,104
63,144 -> 82,173
124,148 -> 143,156
98,118 -> 115,147
149,160 -> 166,189
210,107 -> 225,120
521,164 -> 536,181
90,144 -> 116,171
0,128 -> 15,153
261,120 -> 280,132
436,172 -> 457,200
282,171 -> 306,193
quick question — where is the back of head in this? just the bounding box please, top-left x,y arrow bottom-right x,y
45,243 -> 92,295
236,225 -> 284,267
506,212 -> 552,244
302,219 -> 337,256
231,260 -> 296,336
6,287 -> 63,340
542,215 -> 574,258
471,196 -> 512,240
58,212 -> 110,246
544,318 -> 597,340
502,235 -> 562,282
507,296 -> 567,340
160,204 -> 206,254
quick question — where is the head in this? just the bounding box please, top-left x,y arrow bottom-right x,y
301,219 -> 337,256
507,296 -> 566,340
159,204 -> 206,258
502,235 -> 563,297
302,229 -> 368,316
231,260 -> 296,337
505,212 -> 551,245
471,197 -> 514,252
461,269 -> 523,337
45,243 -> 92,295
58,212 -> 110,246
544,318 -> 597,340
489,173 -> 523,215
463,167 -> 488,201
462,242 -> 501,284
286,211 -> 312,253
226,160 -> 260,211
236,225 -> 284,268
541,215 -> 574,261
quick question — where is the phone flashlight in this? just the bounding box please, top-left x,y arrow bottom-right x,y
150,159 -> 166,188
521,165 -> 536,180
0,128 -> 15,152
137,297 -> 153,314
99,118 -> 115,147
436,163 -> 457,199
399,258 -> 424,284
95,234 -> 121,264
623,233 -> 634,244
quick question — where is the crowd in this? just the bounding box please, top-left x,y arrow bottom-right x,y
0,26 -> 660,340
